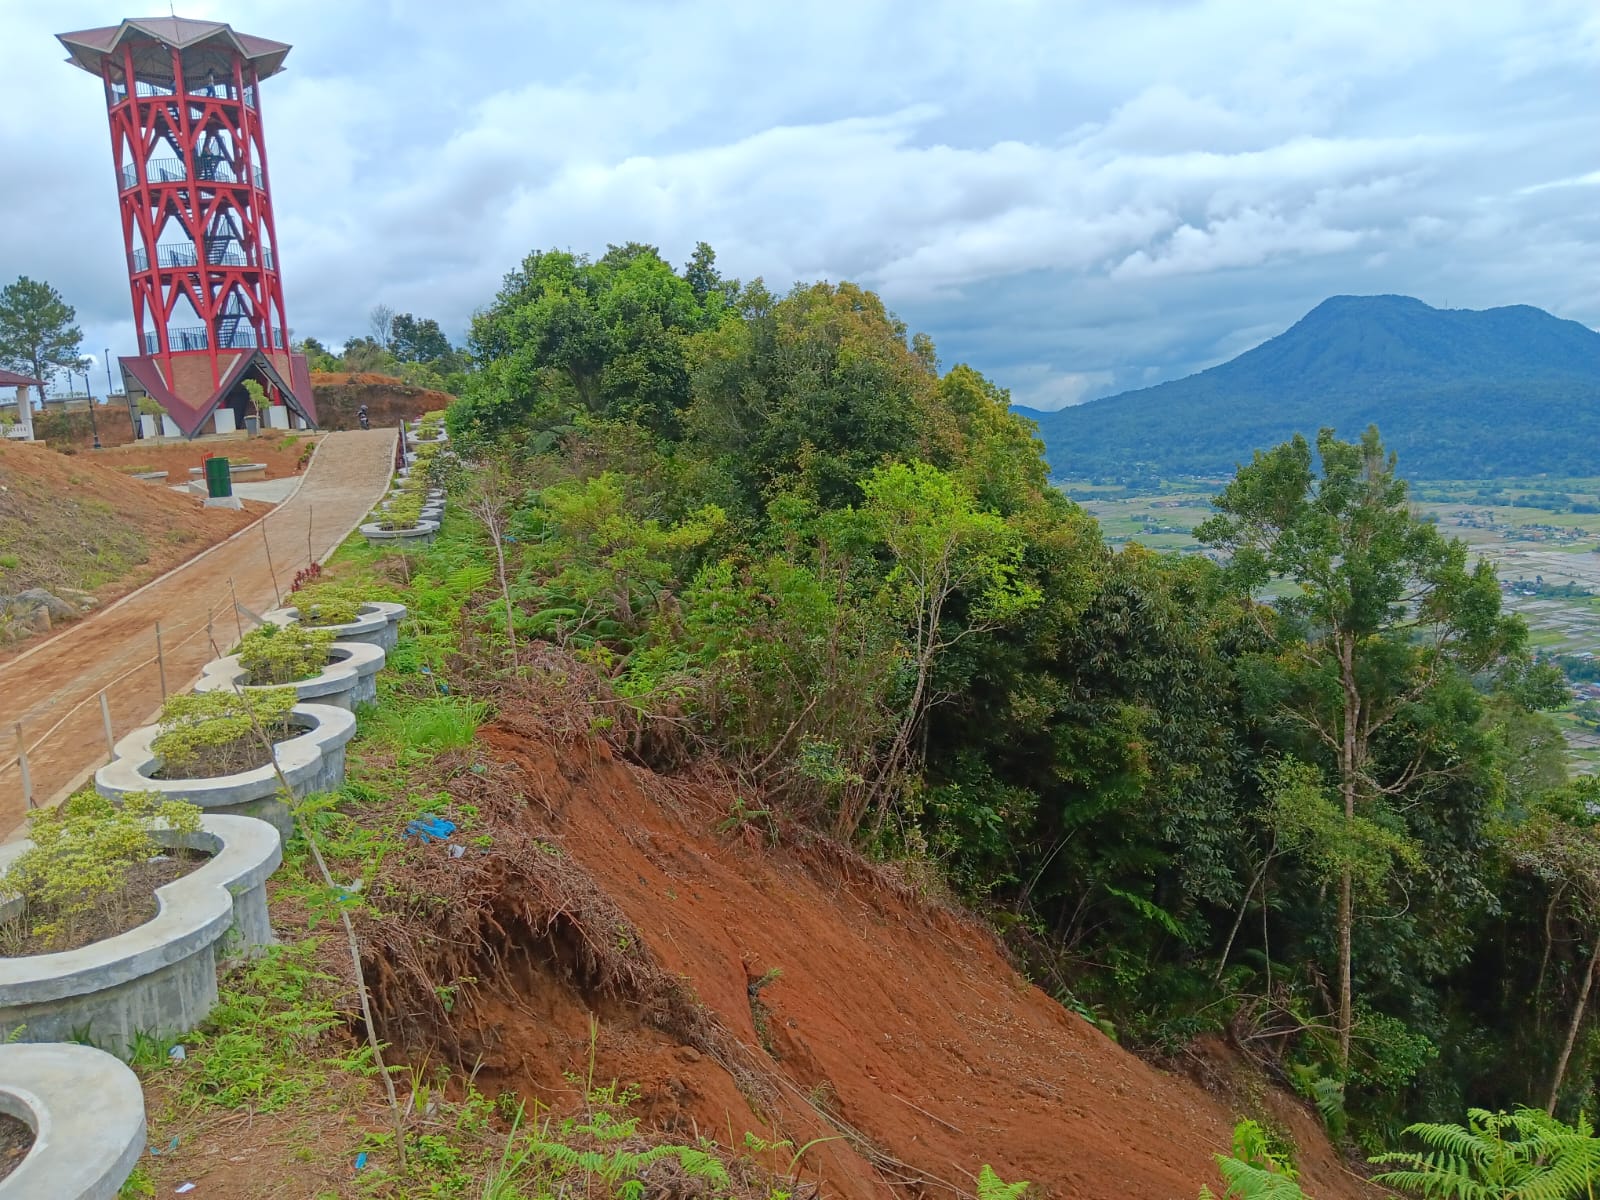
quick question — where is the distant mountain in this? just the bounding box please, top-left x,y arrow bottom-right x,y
1020,295 -> 1600,481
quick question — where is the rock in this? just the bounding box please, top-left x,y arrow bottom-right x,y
56,587 -> 99,611
14,588 -> 81,622
27,605 -> 50,634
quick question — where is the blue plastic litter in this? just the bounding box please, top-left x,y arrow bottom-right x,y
404,816 -> 457,844
355,1151 -> 369,1170
150,1135 -> 180,1156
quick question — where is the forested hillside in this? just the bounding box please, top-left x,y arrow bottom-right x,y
445,243 -> 1600,1189
1023,294 -> 1600,480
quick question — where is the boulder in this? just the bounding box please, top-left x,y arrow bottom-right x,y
13,589 -> 81,622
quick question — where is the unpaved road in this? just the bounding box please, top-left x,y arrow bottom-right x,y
0,429 -> 397,832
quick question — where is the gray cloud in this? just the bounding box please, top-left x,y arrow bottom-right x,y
2,0 -> 1596,408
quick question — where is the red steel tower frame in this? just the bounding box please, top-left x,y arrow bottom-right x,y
58,17 -> 316,437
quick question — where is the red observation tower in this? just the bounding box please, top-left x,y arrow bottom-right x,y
58,17 -> 316,438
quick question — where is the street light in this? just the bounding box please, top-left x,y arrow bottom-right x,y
104,348 -> 130,438
79,355 -> 101,449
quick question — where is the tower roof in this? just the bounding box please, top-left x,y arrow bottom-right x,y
57,17 -> 292,83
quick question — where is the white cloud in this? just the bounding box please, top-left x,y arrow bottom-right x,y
1,0 -> 1594,399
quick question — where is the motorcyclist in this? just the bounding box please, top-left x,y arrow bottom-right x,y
357,404 -> 370,430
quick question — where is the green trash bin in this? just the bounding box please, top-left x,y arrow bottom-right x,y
204,455 -> 233,499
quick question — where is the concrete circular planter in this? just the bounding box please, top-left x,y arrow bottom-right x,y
360,518 -> 439,548
193,640 -> 385,710
94,703 -> 356,839
0,814 -> 281,1058
263,600 -> 406,652
0,1044 -> 145,1198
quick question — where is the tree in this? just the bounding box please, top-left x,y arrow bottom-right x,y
0,277 -> 83,399
844,461 -> 1039,836
1507,785 -> 1600,1114
1197,426 -> 1526,1072
390,313 -> 453,364
369,303 -> 395,350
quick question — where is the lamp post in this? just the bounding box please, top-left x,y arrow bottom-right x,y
79,356 -> 101,449
105,349 -> 131,439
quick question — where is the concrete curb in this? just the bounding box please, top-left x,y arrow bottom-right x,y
0,1043 -> 146,1199
94,703 -> 356,839
0,814 -> 282,1057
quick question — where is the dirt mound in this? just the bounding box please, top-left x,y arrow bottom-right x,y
0,440 -> 262,648
311,372 -> 454,430
380,708 -> 1384,1200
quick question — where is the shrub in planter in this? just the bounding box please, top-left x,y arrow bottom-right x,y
284,582 -> 366,627
379,493 -> 425,531
150,689 -> 296,779
235,623 -> 335,685
1,789 -> 202,953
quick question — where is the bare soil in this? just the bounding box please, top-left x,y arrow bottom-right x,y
353,709 -> 1386,1200
0,440 -> 264,615
89,434 -> 322,483
0,1114 -> 31,1182
1,851 -> 208,956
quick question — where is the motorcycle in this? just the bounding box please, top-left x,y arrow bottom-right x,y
357,407 -> 370,430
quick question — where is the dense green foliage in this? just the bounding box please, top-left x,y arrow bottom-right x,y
1026,295 -> 1600,481
444,242 -> 1600,1155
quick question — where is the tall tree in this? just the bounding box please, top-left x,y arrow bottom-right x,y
1197,425 -> 1525,1072
389,313 -> 452,364
0,277 -> 83,399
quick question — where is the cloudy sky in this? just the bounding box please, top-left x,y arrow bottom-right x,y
4,0 -> 1598,408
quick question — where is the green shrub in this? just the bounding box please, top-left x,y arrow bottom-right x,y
380,493 -> 425,530
151,689 -> 296,778
236,623 -> 334,685
288,583 -> 367,626
2,789 -> 201,951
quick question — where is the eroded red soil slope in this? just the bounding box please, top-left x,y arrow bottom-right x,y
460,715 -> 1382,1200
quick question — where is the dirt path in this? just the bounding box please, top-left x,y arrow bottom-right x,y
0,429 -> 397,832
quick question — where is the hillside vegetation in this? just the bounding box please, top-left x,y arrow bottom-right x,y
433,243 -> 1600,1169
1024,294 -> 1600,480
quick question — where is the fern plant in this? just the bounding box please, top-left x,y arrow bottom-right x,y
1371,1107 -> 1600,1200
1200,1120 -> 1311,1200
978,1164 -> 1029,1200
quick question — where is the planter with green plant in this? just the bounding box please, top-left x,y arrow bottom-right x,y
95,691 -> 355,838
263,583 -> 407,651
195,623 -> 385,709
361,488 -> 439,546
0,1043 -> 146,1198
0,792 -> 281,1056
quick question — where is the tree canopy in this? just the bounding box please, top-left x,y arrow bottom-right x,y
0,276 -> 82,397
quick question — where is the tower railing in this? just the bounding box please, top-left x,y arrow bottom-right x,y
142,325 -> 282,354
118,159 -> 264,191
131,245 -> 276,272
